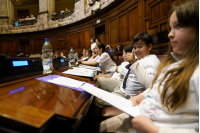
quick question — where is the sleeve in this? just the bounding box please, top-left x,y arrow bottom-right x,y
117,62 -> 129,76
190,66 -> 199,103
129,61 -> 154,89
141,88 -> 150,98
92,55 -> 99,62
159,127 -> 198,133
97,53 -> 110,64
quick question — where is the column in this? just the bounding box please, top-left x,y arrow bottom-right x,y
37,0 -> 49,30
0,0 -> 9,33
7,0 -> 14,21
48,0 -> 55,16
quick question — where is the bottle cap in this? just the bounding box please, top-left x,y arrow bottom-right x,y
45,38 -> 49,42
70,47 -> 73,49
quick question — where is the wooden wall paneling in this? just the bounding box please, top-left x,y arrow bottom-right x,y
105,16 -> 109,45
90,23 -> 93,39
65,34 -> 69,53
32,38 -> 44,54
109,17 -> 118,44
55,35 -> 67,52
49,36 -> 55,52
77,31 -> 83,48
160,22 -> 168,31
20,41 -> 29,56
138,0 -> 144,32
145,20 -> 158,35
149,0 -> 169,29
70,33 -> 78,49
83,29 -> 90,49
94,24 -> 106,44
128,5 -> 139,41
1,41 -> 9,55
119,13 -> 127,43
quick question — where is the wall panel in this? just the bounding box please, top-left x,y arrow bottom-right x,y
119,14 -> 127,43
128,7 -> 139,41
1,42 -> 8,54
149,0 -> 169,28
83,29 -> 90,49
109,18 -> 118,44
77,32 -> 83,49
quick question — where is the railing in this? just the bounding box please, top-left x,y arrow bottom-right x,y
12,19 -> 37,27
51,9 -> 74,21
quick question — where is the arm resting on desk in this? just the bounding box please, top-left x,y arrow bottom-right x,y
81,61 -> 99,66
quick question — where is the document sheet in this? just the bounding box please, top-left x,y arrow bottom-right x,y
62,67 -> 96,77
80,83 -> 140,117
78,64 -> 101,71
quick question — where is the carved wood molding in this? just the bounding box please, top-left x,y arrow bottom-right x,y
55,36 -> 67,50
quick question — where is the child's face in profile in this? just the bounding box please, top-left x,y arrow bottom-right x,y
168,11 -> 197,55
133,40 -> 152,60
94,45 -> 102,55
82,50 -> 86,56
85,51 -> 89,57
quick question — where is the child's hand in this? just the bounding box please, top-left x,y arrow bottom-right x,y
115,66 -> 119,73
125,53 -> 136,64
131,115 -> 160,133
129,94 -> 144,106
92,54 -> 97,58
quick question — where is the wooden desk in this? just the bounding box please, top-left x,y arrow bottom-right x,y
0,69 -> 94,133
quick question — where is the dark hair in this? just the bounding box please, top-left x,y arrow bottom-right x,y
96,43 -> 115,63
132,32 -> 153,46
117,44 -> 123,47
123,45 -> 133,53
91,38 -> 95,42
96,38 -> 101,43
117,44 -> 124,52
86,49 -> 92,57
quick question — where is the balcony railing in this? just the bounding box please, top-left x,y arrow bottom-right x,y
13,19 -> 37,27
51,9 -> 74,21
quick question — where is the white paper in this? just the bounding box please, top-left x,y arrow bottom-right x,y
80,83 -> 140,117
62,68 -> 95,77
78,64 -> 101,71
47,76 -> 84,88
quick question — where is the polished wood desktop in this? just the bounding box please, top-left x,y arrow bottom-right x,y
0,69 -> 94,133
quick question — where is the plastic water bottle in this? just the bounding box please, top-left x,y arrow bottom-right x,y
74,51 -> 79,60
68,47 -> 75,66
42,38 -> 53,74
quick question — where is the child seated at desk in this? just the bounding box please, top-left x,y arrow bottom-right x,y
79,43 -> 117,79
